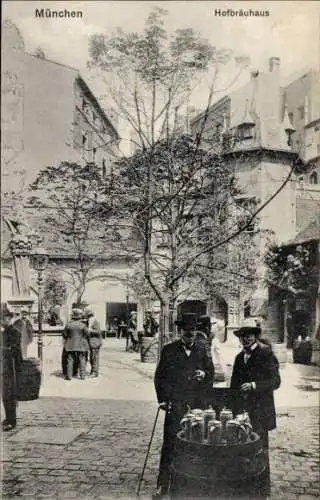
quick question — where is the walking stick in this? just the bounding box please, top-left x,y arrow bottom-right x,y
136,405 -> 161,497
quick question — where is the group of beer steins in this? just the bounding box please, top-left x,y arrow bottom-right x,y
180,407 -> 254,445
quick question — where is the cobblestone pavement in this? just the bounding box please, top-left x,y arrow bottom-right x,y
1,338 -> 319,499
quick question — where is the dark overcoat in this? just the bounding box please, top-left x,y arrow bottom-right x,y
155,339 -> 214,408
2,322 -> 23,400
230,345 -> 281,432
63,320 -> 89,352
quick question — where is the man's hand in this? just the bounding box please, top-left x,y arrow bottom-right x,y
194,370 -> 205,381
159,402 -> 172,412
241,382 -> 255,392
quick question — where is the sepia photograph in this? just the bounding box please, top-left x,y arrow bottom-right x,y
1,1 -> 319,499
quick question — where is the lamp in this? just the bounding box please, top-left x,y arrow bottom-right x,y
31,246 -> 48,364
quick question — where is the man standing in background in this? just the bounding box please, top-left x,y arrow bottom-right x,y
63,309 -> 89,380
84,308 -> 102,377
20,308 -> 33,359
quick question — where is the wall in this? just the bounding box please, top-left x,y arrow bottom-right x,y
2,23 -> 26,194
23,54 -> 80,184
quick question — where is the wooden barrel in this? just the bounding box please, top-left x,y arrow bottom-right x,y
272,343 -> 287,367
140,337 -> 158,363
17,358 -> 41,401
170,431 -> 266,497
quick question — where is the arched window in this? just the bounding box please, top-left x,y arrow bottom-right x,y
310,171 -> 318,184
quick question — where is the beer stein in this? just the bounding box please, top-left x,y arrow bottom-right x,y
191,408 -> 204,418
236,412 -> 253,436
208,421 -> 222,445
219,408 -> 233,430
203,408 -> 216,442
191,416 -> 204,443
226,420 -> 248,444
180,412 -> 194,441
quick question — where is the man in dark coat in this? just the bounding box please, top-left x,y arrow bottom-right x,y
20,308 -> 34,359
230,319 -> 281,495
1,303 -> 23,431
143,310 -> 159,337
62,308 -> 89,380
153,314 -> 215,498
84,307 -> 102,377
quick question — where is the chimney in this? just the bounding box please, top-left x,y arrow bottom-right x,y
35,47 -> 45,59
251,69 -> 259,79
269,57 -> 280,73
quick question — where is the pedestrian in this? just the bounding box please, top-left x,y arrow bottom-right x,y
84,307 -> 102,377
197,315 -> 226,382
20,308 -> 34,359
143,310 -> 159,337
62,308 -> 89,380
127,311 -> 139,351
153,313 -> 215,499
118,320 -> 127,339
1,303 -> 23,431
230,319 -> 281,496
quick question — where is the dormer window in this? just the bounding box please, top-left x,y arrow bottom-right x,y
282,104 -> 296,146
237,100 -> 256,141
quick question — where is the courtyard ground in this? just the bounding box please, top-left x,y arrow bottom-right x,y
1,337 -> 319,499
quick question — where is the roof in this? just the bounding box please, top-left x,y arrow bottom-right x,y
1,208 -> 140,261
76,76 -> 120,140
286,214 -> 320,246
24,53 -> 120,140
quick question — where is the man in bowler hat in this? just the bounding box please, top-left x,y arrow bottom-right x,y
1,303 -> 23,431
62,309 -> 89,380
153,313 -> 214,498
84,307 -> 102,377
230,319 -> 281,495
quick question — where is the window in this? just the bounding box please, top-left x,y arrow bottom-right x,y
237,126 -> 254,141
310,171 -> 318,184
288,112 -> 294,124
298,106 -> 304,120
82,132 -> 87,146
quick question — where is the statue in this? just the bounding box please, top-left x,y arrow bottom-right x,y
3,215 -> 32,297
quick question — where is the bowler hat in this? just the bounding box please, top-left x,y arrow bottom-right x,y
1,303 -> 14,318
175,313 -> 198,330
84,307 -> 94,318
234,318 -> 261,337
71,308 -> 83,320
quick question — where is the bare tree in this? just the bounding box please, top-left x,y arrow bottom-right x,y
27,161 -> 114,305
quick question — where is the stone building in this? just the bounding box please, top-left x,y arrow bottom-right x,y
2,19 -> 119,194
1,21 -> 148,331
190,58 -> 320,342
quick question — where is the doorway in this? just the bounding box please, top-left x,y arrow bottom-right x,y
106,302 -> 137,337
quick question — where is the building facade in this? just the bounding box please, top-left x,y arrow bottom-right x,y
191,58 -> 320,342
2,20 -> 119,194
